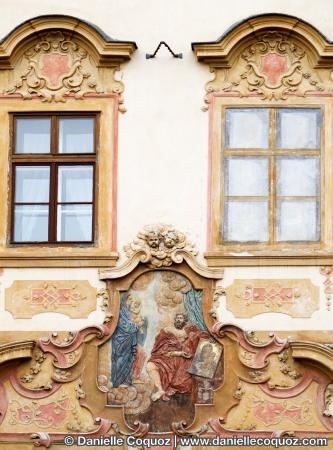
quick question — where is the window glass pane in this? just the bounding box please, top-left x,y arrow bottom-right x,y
16,118 -> 51,154
225,157 -> 268,196
276,200 -> 319,241
59,118 -> 94,153
277,108 -> 321,149
58,166 -> 93,202
277,157 -> 320,196
57,204 -> 92,241
225,108 -> 269,148
15,166 -> 50,203
14,205 -> 49,242
223,200 -> 268,242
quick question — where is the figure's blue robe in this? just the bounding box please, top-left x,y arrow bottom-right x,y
111,294 -> 138,387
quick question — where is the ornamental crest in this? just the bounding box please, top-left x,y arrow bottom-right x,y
124,224 -> 198,268
210,32 -> 324,100
6,31 -> 102,102
260,53 -> 289,86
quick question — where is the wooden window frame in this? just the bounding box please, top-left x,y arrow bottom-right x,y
222,106 -> 322,245
10,112 -> 98,245
206,95 -> 333,264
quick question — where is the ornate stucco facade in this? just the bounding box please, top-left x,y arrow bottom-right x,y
1,1 -> 333,449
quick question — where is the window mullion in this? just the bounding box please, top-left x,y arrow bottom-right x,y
48,163 -> 57,242
269,108 -> 276,244
51,115 -> 57,154
48,116 -> 57,242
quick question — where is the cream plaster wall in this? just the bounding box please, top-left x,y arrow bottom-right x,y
0,1 -> 332,333
1,0 -> 332,253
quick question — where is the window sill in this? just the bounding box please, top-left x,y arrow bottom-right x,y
204,251 -> 333,266
0,252 -> 118,267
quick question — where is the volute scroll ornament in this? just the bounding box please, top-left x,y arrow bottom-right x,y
6,31 -> 104,103
100,223 -> 224,280
124,224 -> 198,268
193,14 -> 333,108
214,31 -> 324,101
0,16 -> 137,109
323,383 -> 333,417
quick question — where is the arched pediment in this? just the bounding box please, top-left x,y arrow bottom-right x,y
0,15 -> 137,67
192,14 -> 333,102
0,15 -> 137,103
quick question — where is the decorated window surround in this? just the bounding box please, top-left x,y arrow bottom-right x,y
0,16 -> 136,267
192,14 -> 333,266
0,96 -> 118,267
207,95 -> 333,261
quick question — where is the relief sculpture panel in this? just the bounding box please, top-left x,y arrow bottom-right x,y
99,269 -> 224,432
6,31 -> 103,102
0,16 -> 136,109
193,15 -> 333,111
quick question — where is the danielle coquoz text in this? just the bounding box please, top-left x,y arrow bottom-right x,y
63,434 -> 329,447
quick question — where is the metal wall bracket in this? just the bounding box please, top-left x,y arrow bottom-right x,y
146,41 -> 182,59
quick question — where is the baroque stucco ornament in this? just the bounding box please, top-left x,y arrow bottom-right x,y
124,224 -> 198,268
6,31 -> 103,102
193,14 -> 333,109
100,224 -> 223,280
0,16 -> 136,110
215,31 -> 323,100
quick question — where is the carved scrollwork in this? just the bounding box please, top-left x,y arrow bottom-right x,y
278,349 -> 302,380
217,31 -> 324,100
245,331 -> 268,345
209,286 -> 225,320
193,18 -> 333,107
6,31 -> 105,102
97,288 -> 113,324
53,369 -> 72,382
323,383 -> 333,417
20,349 -> 47,384
320,266 -> 333,311
248,370 -> 268,383
233,382 -> 245,400
100,224 -> 223,280
110,420 -> 149,438
39,325 -> 108,368
172,420 -> 210,437
213,323 -> 288,369
124,224 -> 198,268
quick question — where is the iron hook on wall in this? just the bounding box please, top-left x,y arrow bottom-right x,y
146,41 -> 182,59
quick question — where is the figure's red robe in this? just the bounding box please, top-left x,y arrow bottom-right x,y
148,324 -> 208,399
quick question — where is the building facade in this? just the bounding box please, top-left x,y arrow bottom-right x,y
0,1 -> 333,449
